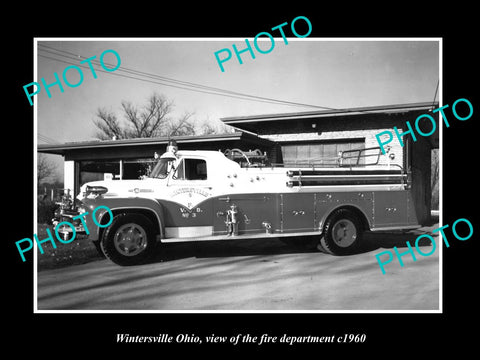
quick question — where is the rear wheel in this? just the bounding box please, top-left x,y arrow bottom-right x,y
101,213 -> 157,266
318,209 -> 363,255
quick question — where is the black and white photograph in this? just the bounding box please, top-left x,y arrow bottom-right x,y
33,38 -> 442,312
7,7 -> 479,355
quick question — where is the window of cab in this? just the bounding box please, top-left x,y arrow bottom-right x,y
174,158 -> 207,181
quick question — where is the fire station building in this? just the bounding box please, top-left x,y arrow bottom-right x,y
38,101 -> 438,225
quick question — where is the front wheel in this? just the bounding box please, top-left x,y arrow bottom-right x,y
318,209 -> 363,255
101,213 -> 157,266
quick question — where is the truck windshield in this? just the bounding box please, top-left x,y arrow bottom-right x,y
149,158 -> 174,179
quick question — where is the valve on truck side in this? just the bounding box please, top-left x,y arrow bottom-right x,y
225,204 -> 239,236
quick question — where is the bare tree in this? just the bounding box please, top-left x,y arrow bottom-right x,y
121,94 -> 174,138
198,120 -> 219,136
93,108 -> 126,140
166,112 -> 195,136
93,93 -> 198,140
431,148 -> 439,210
197,116 -> 235,135
37,154 -> 57,184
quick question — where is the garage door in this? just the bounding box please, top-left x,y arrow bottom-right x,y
281,139 -> 365,167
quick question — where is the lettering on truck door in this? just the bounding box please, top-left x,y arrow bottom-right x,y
163,157 -> 213,238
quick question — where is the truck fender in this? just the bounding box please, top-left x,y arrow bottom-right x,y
89,197 -> 165,241
318,204 -> 372,233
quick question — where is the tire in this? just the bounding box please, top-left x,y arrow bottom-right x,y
318,209 -> 363,255
100,213 -> 157,266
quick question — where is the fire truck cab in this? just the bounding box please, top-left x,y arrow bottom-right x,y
56,140 -> 420,266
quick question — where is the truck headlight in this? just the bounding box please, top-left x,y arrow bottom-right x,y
86,185 -> 108,197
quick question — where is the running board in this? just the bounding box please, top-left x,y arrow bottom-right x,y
370,225 -> 421,232
159,230 -> 322,243
158,225 -> 422,243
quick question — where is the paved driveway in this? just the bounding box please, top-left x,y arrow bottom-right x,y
36,224 -> 440,311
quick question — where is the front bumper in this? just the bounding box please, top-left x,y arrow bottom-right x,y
52,207 -> 87,241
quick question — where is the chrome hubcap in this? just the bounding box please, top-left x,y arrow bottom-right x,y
113,223 -> 148,256
331,219 -> 357,248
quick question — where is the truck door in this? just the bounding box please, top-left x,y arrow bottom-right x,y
163,157 -> 214,238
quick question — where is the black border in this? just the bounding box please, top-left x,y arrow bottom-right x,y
7,5 -> 479,354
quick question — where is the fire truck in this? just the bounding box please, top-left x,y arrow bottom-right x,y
54,140 -> 420,266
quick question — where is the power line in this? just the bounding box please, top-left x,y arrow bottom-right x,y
37,44 -> 440,115
38,47 -> 333,110
38,133 -> 58,144
38,44 -> 337,110
39,44 -> 299,102
38,54 -> 301,108
40,45 -> 237,94
38,135 -> 54,144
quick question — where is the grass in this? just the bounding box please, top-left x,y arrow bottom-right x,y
36,223 -> 103,271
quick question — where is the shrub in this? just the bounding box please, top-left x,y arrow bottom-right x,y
37,200 -> 58,224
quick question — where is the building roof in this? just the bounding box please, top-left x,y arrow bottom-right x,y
38,131 -> 274,156
221,101 -> 438,127
39,101 -> 440,158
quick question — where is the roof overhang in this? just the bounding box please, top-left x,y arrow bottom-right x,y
221,101 -> 439,148
38,131 -> 274,157
221,102 -> 438,125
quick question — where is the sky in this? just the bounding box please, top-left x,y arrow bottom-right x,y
35,38 -> 440,179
